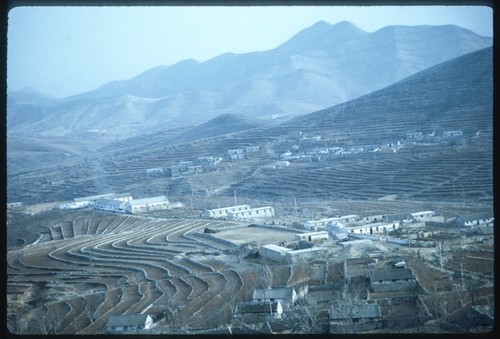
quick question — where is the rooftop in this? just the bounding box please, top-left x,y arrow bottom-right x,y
128,196 -> 168,206
253,287 -> 295,300
107,314 -> 150,327
369,267 -> 414,281
330,303 -> 381,320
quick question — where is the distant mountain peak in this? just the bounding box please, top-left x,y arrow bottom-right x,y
277,20 -> 367,53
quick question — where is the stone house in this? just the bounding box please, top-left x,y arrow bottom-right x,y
234,300 -> 283,319
295,231 -> 329,242
106,314 -> 153,333
253,287 -> 297,307
329,302 -> 382,333
369,267 -> 417,293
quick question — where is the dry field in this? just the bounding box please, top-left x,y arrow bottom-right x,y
6,208 -> 334,334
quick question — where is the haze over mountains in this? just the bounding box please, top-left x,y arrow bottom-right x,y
7,44 -> 493,204
7,20 -> 492,137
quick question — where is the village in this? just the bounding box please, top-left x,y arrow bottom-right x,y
6,127 -> 494,334
36,182 -> 493,334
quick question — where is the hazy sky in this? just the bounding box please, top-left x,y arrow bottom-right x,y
7,5 -> 493,98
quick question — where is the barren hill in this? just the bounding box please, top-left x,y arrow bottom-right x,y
6,47 -> 493,206
7,21 -> 492,138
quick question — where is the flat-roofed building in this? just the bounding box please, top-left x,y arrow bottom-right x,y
411,211 -> 435,220
259,244 -> 291,262
369,267 -> 417,293
286,247 -> 328,264
201,205 -> 251,219
106,314 -> 153,333
253,287 -> 297,307
227,206 -> 275,221
94,199 -> 128,213
125,196 -> 170,214
295,231 -> 329,242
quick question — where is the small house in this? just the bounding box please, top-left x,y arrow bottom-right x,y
94,199 -> 128,213
227,206 -> 275,221
125,196 -> 170,214
202,205 -> 251,219
443,130 -> 462,138
230,153 -> 245,160
245,146 -> 260,153
234,301 -> 283,318
406,132 -> 423,140
286,247 -> 328,264
383,213 -> 413,224
259,244 -> 291,262
453,213 -> 493,226
295,231 -> 329,242
106,314 -> 153,333
411,211 -> 435,220
369,267 -> 417,293
227,149 -> 245,155
253,287 -> 297,307
330,303 -> 382,332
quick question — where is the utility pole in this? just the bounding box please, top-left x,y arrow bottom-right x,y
461,263 -> 465,291
234,190 -> 237,206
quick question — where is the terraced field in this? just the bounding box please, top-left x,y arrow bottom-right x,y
7,210 -> 325,334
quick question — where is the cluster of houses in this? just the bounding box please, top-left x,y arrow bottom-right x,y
171,156 -> 223,179
169,146 -> 261,179
278,129 -> 468,163
406,130 -> 464,140
202,204 -> 275,222
59,193 -> 183,214
231,262 -> 419,333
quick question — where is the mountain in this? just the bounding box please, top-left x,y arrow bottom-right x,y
7,21 -> 492,138
6,46 -> 493,203
280,46 -> 493,138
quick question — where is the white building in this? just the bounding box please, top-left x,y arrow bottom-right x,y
227,149 -> 245,155
246,146 -> 260,153
197,156 -> 222,165
411,211 -> 435,220
295,231 -> 329,242
146,167 -> 163,174
230,153 -> 245,160
304,215 -> 359,230
259,244 -> 291,262
259,244 -> 327,264
347,221 -> 400,235
125,196 -> 170,214
202,205 -> 251,219
94,199 -> 128,213
286,247 -> 328,264
227,206 -> 275,221
443,130 -> 463,137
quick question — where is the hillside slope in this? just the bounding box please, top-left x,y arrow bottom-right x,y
6,47 -> 493,205
7,21 -> 492,137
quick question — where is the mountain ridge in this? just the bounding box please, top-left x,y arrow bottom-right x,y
7,21 -> 492,138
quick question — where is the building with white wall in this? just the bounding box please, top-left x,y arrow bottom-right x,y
411,211 -> 435,220
304,215 -> 359,230
227,206 -> 275,221
94,199 -> 128,213
125,196 -> 170,214
295,231 -> 329,242
259,244 -> 327,264
202,205 -> 251,219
